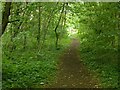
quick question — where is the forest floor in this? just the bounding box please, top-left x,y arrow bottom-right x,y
45,39 -> 101,88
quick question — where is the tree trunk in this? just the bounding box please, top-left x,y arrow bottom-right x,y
23,33 -> 26,49
54,3 -> 65,49
37,3 -> 41,46
42,3 -> 58,46
1,2 -> 11,37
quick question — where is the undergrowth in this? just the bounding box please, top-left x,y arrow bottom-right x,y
80,41 -> 118,88
2,38 -> 69,89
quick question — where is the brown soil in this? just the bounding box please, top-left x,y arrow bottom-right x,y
46,39 -> 100,88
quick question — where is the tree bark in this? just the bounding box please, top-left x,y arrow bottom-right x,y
54,3 -> 65,49
1,2 -> 12,37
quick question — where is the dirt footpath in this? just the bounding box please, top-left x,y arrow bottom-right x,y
47,39 -> 100,88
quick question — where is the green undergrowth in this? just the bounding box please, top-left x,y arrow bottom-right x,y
2,29 -> 70,89
2,38 -> 69,89
80,42 -> 118,88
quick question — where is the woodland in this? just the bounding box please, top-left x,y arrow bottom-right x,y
1,1 -> 120,89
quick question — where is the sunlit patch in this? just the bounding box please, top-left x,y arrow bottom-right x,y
67,27 -> 78,38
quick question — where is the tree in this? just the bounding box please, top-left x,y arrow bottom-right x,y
54,3 -> 65,49
37,3 -> 41,47
1,2 -> 12,37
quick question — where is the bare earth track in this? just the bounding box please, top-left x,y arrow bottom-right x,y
46,39 -> 100,88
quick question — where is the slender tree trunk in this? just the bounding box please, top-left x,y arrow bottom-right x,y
64,3 -> 68,27
1,2 -> 12,37
42,3 -> 58,46
10,24 -> 13,52
37,3 -> 41,47
23,2 -> 28,49
42,13 -> 52,46
23,33 -> 26,49
54,3 -> 65,49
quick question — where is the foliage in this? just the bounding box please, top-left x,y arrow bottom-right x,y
1,2 -> 119,89
73,2 -> 119,88
2,37 -> 67,89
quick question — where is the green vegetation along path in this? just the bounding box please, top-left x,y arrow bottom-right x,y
47,39 -> 101,88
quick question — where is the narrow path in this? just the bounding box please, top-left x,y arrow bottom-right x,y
47,39 -> 100,88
